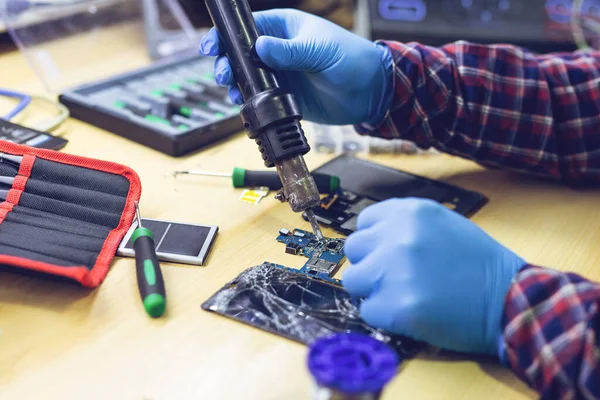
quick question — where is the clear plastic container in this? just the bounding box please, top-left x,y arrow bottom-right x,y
0,0 -> 198,93
306,122 -> 438,156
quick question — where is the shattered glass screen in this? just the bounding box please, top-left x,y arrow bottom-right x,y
202,263 -> 424,358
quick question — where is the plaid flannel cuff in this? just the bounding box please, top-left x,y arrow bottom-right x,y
502,265 -> 600,397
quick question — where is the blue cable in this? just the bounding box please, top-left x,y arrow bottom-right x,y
0,89 -> 32,120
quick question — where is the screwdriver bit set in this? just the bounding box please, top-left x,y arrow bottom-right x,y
59,55 -> 242,156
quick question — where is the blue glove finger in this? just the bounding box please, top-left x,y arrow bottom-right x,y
228,86 -> 243,105
252,9 -> 295,40
342,250 -> 388,299
344,229 -> 379,264
359,293 -> 401,333
356,198 -> 428,231
355,199 -> 402,231
199,27 -> 222,56
199,10 -> 273,58
255,36 -> 330,72
214,56 -> 234,87
360,290 -> 418,338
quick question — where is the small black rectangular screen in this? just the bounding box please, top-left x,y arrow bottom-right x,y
310,156 -> 488,235
124,219 -> 211,256
157,224 -> 211,256
315,156 -> 454,202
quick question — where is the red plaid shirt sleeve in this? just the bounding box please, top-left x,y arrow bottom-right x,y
503,266 -> 600,398
355,40 -> 600,397
356,41 -> 600,185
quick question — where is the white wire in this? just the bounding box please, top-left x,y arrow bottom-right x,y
10,95 -> 69,132
30,96 -> 69,132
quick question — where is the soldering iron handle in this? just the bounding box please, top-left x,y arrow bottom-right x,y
236,169 -> 283,189
204,0 -> 278,99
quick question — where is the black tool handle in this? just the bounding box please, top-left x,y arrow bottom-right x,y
242,170 -> 339,194
312,173 -> 340,194
133,228 -> 166,318
204,0 -> 311,167
242,170 -> 282,189
204,0 -> 277,99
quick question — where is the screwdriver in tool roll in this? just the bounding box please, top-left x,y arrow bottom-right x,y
0,153 -> 23,165
0,177 -> 14,186
132,201 -> 166,318
173,168 -> 341,194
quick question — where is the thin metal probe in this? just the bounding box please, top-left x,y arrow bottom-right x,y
134,201 -> 143,228
173,170 -> 232,178
305,208 -> 324,240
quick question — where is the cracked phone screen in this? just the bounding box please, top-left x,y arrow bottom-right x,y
202,263 -> 424,358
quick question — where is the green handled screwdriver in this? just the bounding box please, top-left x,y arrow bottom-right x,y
132,201 -> 166,318
173,168 -> 341,194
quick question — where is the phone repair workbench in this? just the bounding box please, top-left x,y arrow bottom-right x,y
1,28 -> 600,400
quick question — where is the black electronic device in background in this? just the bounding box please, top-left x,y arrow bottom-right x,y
59,55 -> 242,157
0,119 -> 68,150
370,0 -> 592,53
306,156 -> 487,235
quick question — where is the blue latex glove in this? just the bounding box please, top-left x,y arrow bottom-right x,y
342,198 -> 526,356
199,9 -> 393,126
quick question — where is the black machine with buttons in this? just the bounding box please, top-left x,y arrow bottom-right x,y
370,0 -> 598,52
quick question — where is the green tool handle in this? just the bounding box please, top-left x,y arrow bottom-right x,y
232,168 -> 340,193
132,227 -> 166,318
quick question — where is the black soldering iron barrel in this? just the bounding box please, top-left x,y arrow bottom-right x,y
204,0 -> 311,168
204,0 -> 275,98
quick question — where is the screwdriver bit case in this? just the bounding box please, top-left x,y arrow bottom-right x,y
3,0 -> 240,156
0,141 -> 141,287
59,55 -> 243,157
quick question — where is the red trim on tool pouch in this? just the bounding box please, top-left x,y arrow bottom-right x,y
13,175 -> 28,191
0,154 -> 33,224
0,141 -> 142,287
5,188 -> 21,205
0,254 -> 89,282
18,154 -> 35,177
0,202 -> 15,222
13,154 -> 33,205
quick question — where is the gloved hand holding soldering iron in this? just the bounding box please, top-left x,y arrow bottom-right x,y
200,8 -> 600,398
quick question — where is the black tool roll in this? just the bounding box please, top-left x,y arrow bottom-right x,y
0,140 -> 141,287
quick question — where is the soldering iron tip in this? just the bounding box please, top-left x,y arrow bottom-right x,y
305,209 -> 324,240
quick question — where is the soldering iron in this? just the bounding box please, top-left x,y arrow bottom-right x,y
204,0 -> 324,239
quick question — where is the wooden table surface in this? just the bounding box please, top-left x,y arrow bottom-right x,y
1,23 -> 599,400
